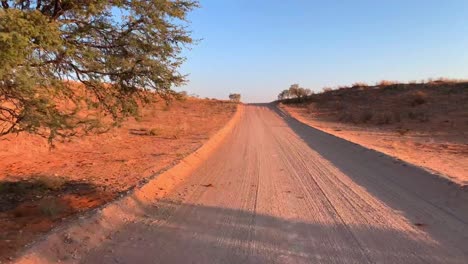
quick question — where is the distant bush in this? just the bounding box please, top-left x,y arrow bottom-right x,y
358,110 -> 373,123
377,80 -> 398,87
351,82 -> 369,88
322,87 -> 333,93
407,110 -> 429,122
337,85 -> 349,90
409,91 -> 428,106
229,93 -> 241,102
374,112 -> 393,125
338,112 -> 354,122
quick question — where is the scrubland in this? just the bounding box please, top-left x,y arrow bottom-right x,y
0,98 -> 237,261
280,80 -> 468,184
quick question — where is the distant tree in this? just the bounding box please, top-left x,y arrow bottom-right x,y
288,84 -> 301,98
304,88 -> 313,96
278,84 -> 311,101
0,0 -> 198,141
277,89 -> 291,100
229,93 -> 241,102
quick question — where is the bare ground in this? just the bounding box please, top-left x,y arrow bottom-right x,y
0,98 -> 237,262
15,104 -> 468,263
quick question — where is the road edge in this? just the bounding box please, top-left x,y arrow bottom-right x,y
13,104 -> 245,264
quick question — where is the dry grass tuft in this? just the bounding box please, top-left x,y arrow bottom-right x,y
322,87 -> 333,93
351,82 -> 369,88
377,80 -> 398,87
409,91 -> 428,107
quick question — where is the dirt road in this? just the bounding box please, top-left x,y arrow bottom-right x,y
74,104 -> 468,263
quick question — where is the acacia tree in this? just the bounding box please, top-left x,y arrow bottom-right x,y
277,89 -> 290,100
228,93 -> 241,102
0,0 -> 198,141
278,84 -> 312,101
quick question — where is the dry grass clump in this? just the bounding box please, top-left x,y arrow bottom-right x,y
336,107 -> 400,125
377,80 -> 398,87
374,111 -> 394,125
407,110 -> 429,122
322,87 -> 333,93
409,91 -> 428,106
351,82 -> 369,88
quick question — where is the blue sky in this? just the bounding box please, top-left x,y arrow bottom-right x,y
178,0 -> 468,102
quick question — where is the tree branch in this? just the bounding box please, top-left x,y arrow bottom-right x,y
1,0 -> 9,9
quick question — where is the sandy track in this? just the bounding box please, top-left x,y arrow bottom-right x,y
21,104 -> 468,263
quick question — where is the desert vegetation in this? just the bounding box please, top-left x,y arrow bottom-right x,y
279,79 -> 467,127
278,78 -> 468,184
0,97 -> 236,261
277,84 -> 313,101
229,93 -> 242,102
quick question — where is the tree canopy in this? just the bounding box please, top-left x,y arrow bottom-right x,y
0,0 -> 198,141
229,93 -> 241,102
277,84 -> 312,101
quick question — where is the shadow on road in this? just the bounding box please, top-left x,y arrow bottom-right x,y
77,198 -> 461,263
17,103 -> 468,263
265,103 -> 468,253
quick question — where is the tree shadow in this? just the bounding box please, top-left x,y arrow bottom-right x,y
79,198 -> 466,263
0,177 -> 98,212
0,176 -> 115,262
10,104 -> 468,263
263,103 -> 468,254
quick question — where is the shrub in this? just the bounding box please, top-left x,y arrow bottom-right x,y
322,87 -> 333,93
358,110 -> 373,123
351,82 -> 369,88
409,91 -> 428,106
377,80 -> 397,87
374,112 -> 393,125
407,111 -> 429,122
338,112 -> 354,122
